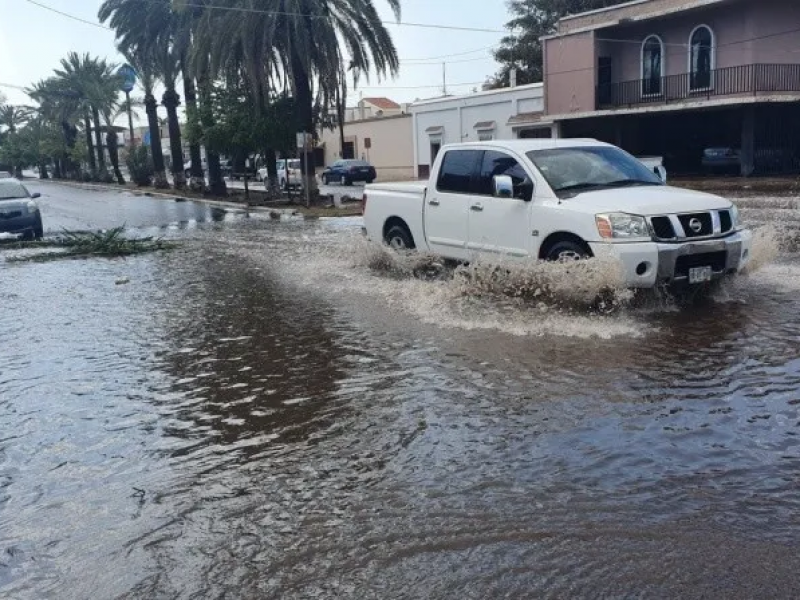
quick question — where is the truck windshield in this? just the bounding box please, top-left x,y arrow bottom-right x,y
0,181 -> 28,200
527,146 -> 662,198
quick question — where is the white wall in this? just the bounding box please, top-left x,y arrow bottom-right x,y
411,83 -> 549,176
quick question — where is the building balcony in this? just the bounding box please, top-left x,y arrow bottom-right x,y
596,63 -> 800,110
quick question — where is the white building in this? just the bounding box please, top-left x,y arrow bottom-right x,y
410,83 -> 553,178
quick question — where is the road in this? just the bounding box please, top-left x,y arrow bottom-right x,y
24,180 -> 248,234
3,181 -> 800,598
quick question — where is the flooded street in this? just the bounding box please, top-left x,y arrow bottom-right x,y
3,182 -> 800,598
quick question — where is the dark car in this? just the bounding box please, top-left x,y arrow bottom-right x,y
0,178 -> 43,240
321,159 -> 376,186
701,147 -> 741,174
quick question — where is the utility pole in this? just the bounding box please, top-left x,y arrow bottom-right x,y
442,62 -> 447,96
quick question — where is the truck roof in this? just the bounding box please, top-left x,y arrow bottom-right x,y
441,138 -> 610,152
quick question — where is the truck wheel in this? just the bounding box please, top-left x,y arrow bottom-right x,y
545,240 -> 589,262
385,225 -> 415,250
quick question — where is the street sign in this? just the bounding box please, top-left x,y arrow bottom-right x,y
296,132 -> 312,150
117,65 -> 137,93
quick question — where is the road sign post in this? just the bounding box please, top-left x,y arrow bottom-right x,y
117,65 -> 137,146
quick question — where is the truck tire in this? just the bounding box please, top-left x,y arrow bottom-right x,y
385,225 -> 415,250
545,240 -> 589,262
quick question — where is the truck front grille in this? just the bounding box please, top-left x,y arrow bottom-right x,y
677,213 -> 714,238
719,210 -> 733,233
675,251 -> 728,278
650,216 -> 675,239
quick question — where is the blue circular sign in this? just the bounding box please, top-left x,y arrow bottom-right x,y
117,65 -> 137,93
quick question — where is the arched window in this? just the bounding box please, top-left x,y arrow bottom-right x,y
689,25 -> 715,90
641,35 -> 664,96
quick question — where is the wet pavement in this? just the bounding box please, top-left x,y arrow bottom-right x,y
3,182 -> 800,598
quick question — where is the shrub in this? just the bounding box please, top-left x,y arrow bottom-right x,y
126,145 -> 154,187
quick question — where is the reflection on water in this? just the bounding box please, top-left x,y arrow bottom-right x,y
2,196 -> 800,598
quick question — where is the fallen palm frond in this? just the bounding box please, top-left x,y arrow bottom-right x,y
3,226 -> 176,263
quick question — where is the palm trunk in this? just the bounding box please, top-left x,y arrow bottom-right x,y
198,77 -> 226,196
92,107 -> 107,177
61,121 -> 79,180
84,112 -> 97,176
106,130 -> 125,184
264,148 -> 279,199
145,93 -> 169,189
162,88 -> 186,190
181,65 -> 205,191
291,50 -> 318,202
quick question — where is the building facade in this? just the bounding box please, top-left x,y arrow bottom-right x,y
319,113 -> 415,181
410,83 -> 552,178
542,0 -> 800,175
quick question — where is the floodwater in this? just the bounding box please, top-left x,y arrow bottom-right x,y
2,186 -> 800,598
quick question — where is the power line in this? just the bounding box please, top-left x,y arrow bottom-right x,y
402,45 -> 498,62
23,0 -> 113,31
0,82 -> 28,91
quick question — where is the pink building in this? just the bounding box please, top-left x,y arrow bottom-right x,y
543,0 -> 800,175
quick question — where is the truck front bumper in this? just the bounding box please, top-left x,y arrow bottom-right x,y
589,229 -> 753,288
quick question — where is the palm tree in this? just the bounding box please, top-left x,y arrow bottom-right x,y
122,47 -> 169,188
99,0 -> 195,191
27,77 -> 82,179
189,0 -> 400,196
153,40 -> 186,189
52,53 -> 121,180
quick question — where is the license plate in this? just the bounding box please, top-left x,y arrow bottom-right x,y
689,266 -> 712,284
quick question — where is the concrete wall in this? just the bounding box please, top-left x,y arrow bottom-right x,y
411,84 -> 547,175
543,31 -> 597,115
319,114 -> 414,181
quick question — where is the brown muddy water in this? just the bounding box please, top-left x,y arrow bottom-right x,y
2,195 -> 800,598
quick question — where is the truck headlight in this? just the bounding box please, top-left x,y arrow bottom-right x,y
595,213 -> 651,240
26,201 -> 39,214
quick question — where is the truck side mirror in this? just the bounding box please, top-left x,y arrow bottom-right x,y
493,175 -> 514,199
655,165 -> 667,182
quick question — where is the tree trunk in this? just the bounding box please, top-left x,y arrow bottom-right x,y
291,50 -> 318,201
263,147 -> 279,199
106,130 -> 125,184
198,78 -> 226,196
145,93 -> 169,189
162,87 -> 186,190
84,112 -> 97,176
182,66 -> 205,192
38,162 -> 49,179
92,107 -> 107,177
53,159 -> 62,179
61,121 -> 79,180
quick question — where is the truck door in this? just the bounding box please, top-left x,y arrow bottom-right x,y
423,149 -> 481,261
466,150 -> 533,259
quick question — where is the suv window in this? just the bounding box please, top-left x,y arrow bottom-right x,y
436,150 -> 481,194
477,151 -> 529,197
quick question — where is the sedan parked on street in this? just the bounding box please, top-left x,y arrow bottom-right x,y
321,160 -> 376,186
0,179 -> 43,240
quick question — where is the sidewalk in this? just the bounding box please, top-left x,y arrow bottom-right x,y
670,176 -> 800,194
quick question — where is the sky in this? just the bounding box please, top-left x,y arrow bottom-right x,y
0,0 -> 509,118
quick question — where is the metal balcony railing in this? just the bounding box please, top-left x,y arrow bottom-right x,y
596,63 -> 800,109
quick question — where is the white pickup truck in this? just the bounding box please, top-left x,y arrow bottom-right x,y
363,139 -> 752,288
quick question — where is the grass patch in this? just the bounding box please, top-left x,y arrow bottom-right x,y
4,227 -> 176,263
